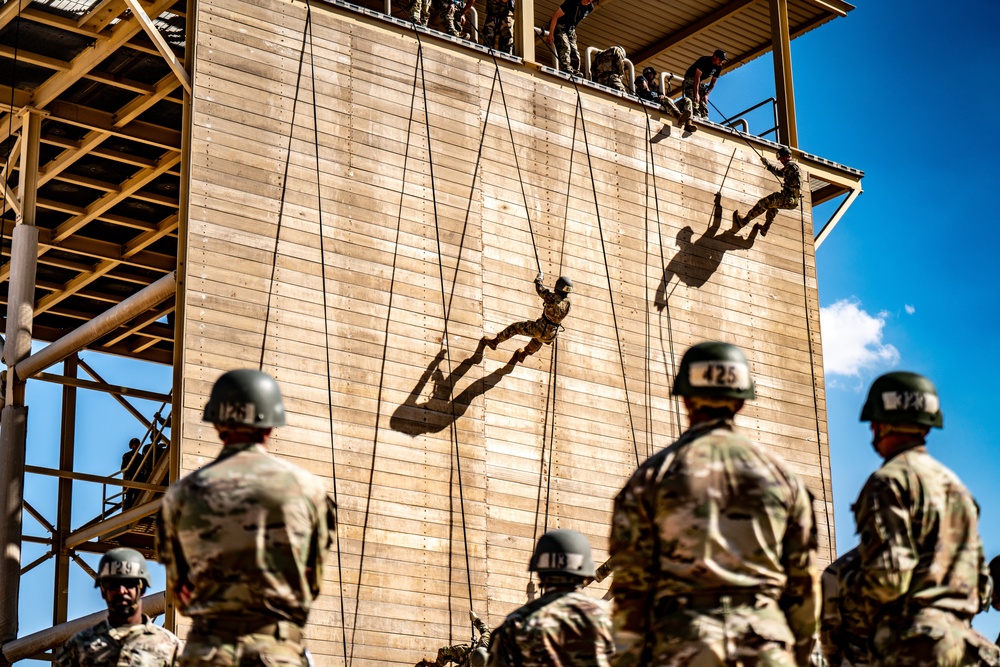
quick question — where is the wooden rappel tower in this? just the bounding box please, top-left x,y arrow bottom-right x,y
0,0 -> 863,663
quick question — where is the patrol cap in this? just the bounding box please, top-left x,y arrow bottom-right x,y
776,145 -> 792,159
713,49 -> 728,61
95,548 -> 152,588
860,371 -> 942,428
672,341 -> 755,400
203,369 -> 286,428
642,66 -> 656,78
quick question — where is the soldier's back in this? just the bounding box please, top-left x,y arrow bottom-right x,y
160,441 -> 332,623
491,590 -> 613,667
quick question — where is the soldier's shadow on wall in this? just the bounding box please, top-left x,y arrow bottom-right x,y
654,192 -> 760,309
390,342 -> 516,437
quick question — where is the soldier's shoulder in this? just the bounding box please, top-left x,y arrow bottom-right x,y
143,622 -> 183,646
561,590 -> 611,617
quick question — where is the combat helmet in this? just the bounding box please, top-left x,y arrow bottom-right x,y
776,145 -> 792,159
203,369 -> 286,428
555,276 -> 573,294
470,648 -> 488,667
95,548 -> 152,589
860,371 -> 942,428
529,529 -> 595,578
672,341 -> 755,400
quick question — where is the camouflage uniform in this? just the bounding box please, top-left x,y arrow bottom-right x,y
592,46 -> 627,93
490,278 -> 570,359
480,0 -> 514,53
487,590 -> 614,667
610,417 -> 820,667
553,24 -> 581,75
841,445 -> 999,667
427,0 -> 461,37
679,79 -> 710,118
156,440 -> 337,667
742,158 -> 801,228
417,615 -> 492,667
820,549 -> 871,667
55,616 -> 183,667
633,76 -> 681,117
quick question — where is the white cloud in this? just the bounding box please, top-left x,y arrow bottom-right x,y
905,304 -> 915,315
820,299 -> 900,378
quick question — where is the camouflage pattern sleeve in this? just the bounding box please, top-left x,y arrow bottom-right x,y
851,474 -> 914,611
53,640 -> 77,667
155,490 -> 190,607
609,470 -> 656,667
486,619 -> 521,667
307,491 -> 337,596
780,484 -> 821,666
535,280 -> 556,303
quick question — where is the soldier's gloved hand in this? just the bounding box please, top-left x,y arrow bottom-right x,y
469,609 -> 478,623
760,156 -> 769,166
535,272 -> 543,283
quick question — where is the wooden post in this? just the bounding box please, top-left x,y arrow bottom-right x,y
0,108 -> 43,644
769,0 -> 797,147
53,355 -> 78,625
514,0 -> 534,63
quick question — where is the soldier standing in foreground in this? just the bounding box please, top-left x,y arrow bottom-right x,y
157,369 -> 337,667
488,529 -> 614,667
610,341 -> 820,667
840,372 -> 998,667
733,145 -> 801,237
483,275 -> 571,363
458,0 -> 514,53
55,548 -> 182,667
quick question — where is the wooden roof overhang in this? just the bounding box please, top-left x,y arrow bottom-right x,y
0,0 -> 186,366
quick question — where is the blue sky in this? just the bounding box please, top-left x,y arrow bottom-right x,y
15,0 -> 1000,652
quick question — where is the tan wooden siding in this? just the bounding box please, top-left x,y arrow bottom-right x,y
180,0 -> 834,663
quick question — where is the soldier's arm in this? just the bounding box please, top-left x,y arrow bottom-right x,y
535,280 -> 557,304
779,484 -> 821,667
485,621 -> 521,667
154,497 -> 192,609
609,477 -> 656,667
851,475 -> 915,612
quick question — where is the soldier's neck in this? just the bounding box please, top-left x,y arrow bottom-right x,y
107,607 -> 143,628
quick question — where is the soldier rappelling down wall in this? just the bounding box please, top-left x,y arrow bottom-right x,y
55,549 -> 183,667
416,611 -> 491,667
483,275 -> 572,363
733,146 -> 801,237
487,530 -> 614,667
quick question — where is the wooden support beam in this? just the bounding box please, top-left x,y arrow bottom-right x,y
769,0 -> 798,147
19,8 -> 111,39
25,465 -> 169,492
53,356 -> 78,625
0,0 -> 178,146
63,499 -> 161,549
0,45 -> 71,72
631,0 -> 757,66
43,100 -> 182,151
123,0 -> 191,95
113,74 -> 181,128
0,0 -> 34,32
514,0 -> 534,63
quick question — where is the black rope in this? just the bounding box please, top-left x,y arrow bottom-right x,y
301,3 -> 350,663
706,97 -> 784,188
798,196 -> 834,560
544,339 -> 558,529
257,9 -> 314,371
567,81 -> 640,466
410,25 -> 475,640
487,50 -> 541,274
346,33 -> 422,667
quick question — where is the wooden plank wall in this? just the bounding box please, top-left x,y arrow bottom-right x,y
179,0 -> 834,663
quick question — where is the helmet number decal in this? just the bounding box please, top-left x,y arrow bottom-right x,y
217,401 -> 257,423
536,552 -> 584,570
880,391 -> 939,414
689,361 -> 750,390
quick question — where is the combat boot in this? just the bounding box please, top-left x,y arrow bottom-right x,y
513,349 -> 527,363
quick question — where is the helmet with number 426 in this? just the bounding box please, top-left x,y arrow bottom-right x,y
671,341 -> 755,400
